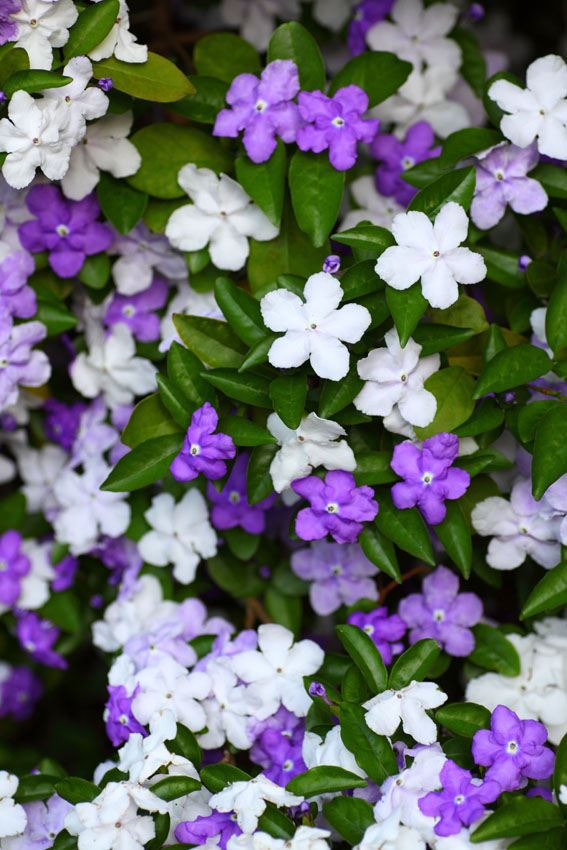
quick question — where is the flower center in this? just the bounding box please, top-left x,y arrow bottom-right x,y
0,358 -> 9,369
309,323 -> 317,330
298,435 -> 305,441
32,137 -> 39,145
190,444 -> 200,456
56,224 -> 69,237
519,526 -> 528,534
400,373 -> 407,382
401,156 -> 415,170
506,740 -> 519,753
494,169 -> 504,181
422,472 -> 434,485
65,96 -> 71,103
433,608 -> 445,622
331,564 -> 343,575
539,108 -> 546,115
254,99 -> 268,112
122,304 -> 136,318
119,713 -> 129,725
432,250 -> 440,258
231,814 -> 238,822
282,759 -> 294,771
0,560 -> 6,571
29,18 -> 37,26
363,624 -> 374,635
326,502 -> 339,514
229,490 -> 241,504
332,116 -> 345,127
454,794 -> 465,805
24,641 -> 36,653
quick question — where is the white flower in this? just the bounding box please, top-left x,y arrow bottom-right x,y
110,222 -> 186,296
15,443 -> 68,517
52,460 -> 131,555
307,0 -> 353,30
363,680 -> 447,745
340,176 -> 405,232
267,411 -> 356,493
62,112 -> 141,201
489,54 -> 567,159
219,0 -> 301,51
354,328 -> 440,435
354,811 -> 426,850
70,321 -> 157,407
160,282 -> 224,352
0,772 -> 27,839
285,826 -> 332,850
40,56 -> 108,144
209,775 -> 304,834
261,272 -> 371,381
89,0 -> 147,63
15,539 -> 54,611
230,623 -> 324,719
366,0 -> 461,73
198,660 -> 258,751
131,655 -> 211,732
10,0 -> 78,70
229,826 -> 332,850
559,785 -> 567,805
138,490 -> 218,585
303,726 -> 366,778
165,164 -> 279,272
118,710 -> 195,783
376,203 -> 486,310
92,575 -> 177,653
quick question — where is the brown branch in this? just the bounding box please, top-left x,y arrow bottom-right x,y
244,597 -> 273,629
378,565 -> 429,605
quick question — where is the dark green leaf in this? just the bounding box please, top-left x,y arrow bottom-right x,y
440,128 -> 502,166
169,724 -> 202,768
436,702 -> 491,738
289,150 -> 345,247
335,623 -> 388,694
531,163 -> 567,199
520,563 -> 567,620
151,775 -> 201,801
554,733 -> 567,813
340,260 -> 383,300
358,526 -> 401,582
318,361 -> 363,418
51,830 -> 77,850
267,22 -> 325,91
97,172 -> 147,236
214,277 -> 266,347
388,639 -> 441,690
247,444 -> 278,505
402,156 -> 448,189
452,27 -> 487,97
167,342 -> 217,406
238,334 -> 279,372
545,253 -> 567,358
101,434 -> 183,492
408,166 -> 476,218
471,797 -> 563,842
358,290 -> 390,329
203,368 -> 271,407
55,778 -> 100,805
207,552 -> 264,598
468,624 -> 521,676
77,252 -> 110,289
224,526 -> 260,561
0,492 -> 26,534
527,260 -> 556,298
93,52 -> 195,101
14,774 -> 59,803
217,416 -> 276,446
386,281 -> 427,346
39,590 -> 81,634
269,373 -> 307,430
65,0 -> 119,58
146,814 -> 170,850
322,797 -> 375,846
235,141 -> 286,227
332,225 -> 394,254
508,830 -> 567,850
328,51 -> 412,108
353,452 -> 398,487
170,76 -> 229,124
412,323 -> 475,356
517,400 -> 557,443
0,47 -> 29,89
286,766 -> 366,797
473,344 -> 551,398
532,404 -> 567,499
200,764 -> 251,793
156,374 -> 193,429
264,589 -> 302,636
374,488 -> 435,565
122,394 -> 181,449
476,246 -> 527,289
4,70 -> 71,97
339,702 -> 398,784
434,501 -> 472,578
454,398 -> 504,438
414,366 -> 476,439
194,32 -> 260,82
35,293 -> 78,335
174,315 -> 246,368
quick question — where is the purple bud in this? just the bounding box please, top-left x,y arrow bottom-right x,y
466,3 -> 484,21
259,565 -> 271,579
502,391 -> 515,403
90,594 -> 104,608
98,77 -> 114,91
0,91 -> 6,103
323,254 -> 341,274
309,681 -> 333,705
518,255 -> 532,272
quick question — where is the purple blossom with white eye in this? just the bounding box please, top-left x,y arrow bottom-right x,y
292,470 -> 379,544
249,707 -> 307,784
372,121 -> 441,205
347,0 -> 394,56
175,811 -> 241,849
290,539 -> 378,615
0,530 -> 30,607
44,399 -> 86,452
418,759 -> 501,837
18,185 -> 113,278
398,565 -> 483,656
103,275 -> 168,342
0,317 -> 51,412
470,142 -> 548,230
296,85 -> 379,171
51,551 -> 78,592
471,705 -> 555,791
171,402 -> 236,483
104,685 -> 148,747
5,793 -> 72,850
213,59 -> 303,163
207,453 -> 275,534
0,665 -> 42,721
0,250 -> 35,319
347,607 -> 406,664
391,433 -> 470,525
15,612 -> 67,670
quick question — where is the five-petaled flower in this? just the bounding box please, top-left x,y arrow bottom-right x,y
170,402 -> 236,483
292,469 -> 378,544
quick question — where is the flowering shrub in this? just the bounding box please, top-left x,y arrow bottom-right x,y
0,2 -> 567,850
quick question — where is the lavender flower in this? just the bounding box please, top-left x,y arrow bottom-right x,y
0,317 -> 51,411
296,85 -> 379,171
472,705 -> 555,791
15,612 -> 67,670
44,399 -> 85,452
391,433 -> 470,525
347,607 -> 406,664
0,530 -> 30,607
91,535 -> 142,593
175,811 -> 241,849
18,185 -> 113,278
290,539 -> 378,615
249,707 -> 307,784
418,759 -> 501,837
372,121 -> 441,205
398,565 -> 482,656
519,254 -> 532,272
104,685 -> 148,747
213,60 -> 303,163
347,0 -> 394,56
6,794 -> 72,849
0,665 -> 42,721
207,453 -> 275,534
0,251 -> 36,319
0,0 -> 19,45
292,470 -> 379,544
103,276 -> 168,342
51,551 -> 79,592
171,402 -> 236,482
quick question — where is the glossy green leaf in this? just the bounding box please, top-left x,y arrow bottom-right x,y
151,775 -> 201,801
545,252 -> 567,358
77,252 -> 110,289
194,33 -> 260,82
4,70 -> 71,97
335,623 -> 388,694
39,590 -> 81,634
386,282 -> 427,347
374,488 -> 435,565
532,404 -> 567,499
247,443 -> 278,505
402,156 -> 448,189
101,434 -> 183,492
167,341 -> 217,407
507,830 -> 567,850
554,733 -> 567,812
174,315 -> 246,368
0,47 -> 28,89
224,526 -> 260,561
527,259 -> 556,298
520,562 -> 567,620
286,766 -> 366,797
339,703 -> 398,784
289,150 -> 345,247
14,774 -> 60,803
531,162 -> 567,199
471,797 -> 563,842
318,361 -> 363,418
353,452 -> 398,487
517,400 -> 557,443
207,552 -> 264,598
97,172 -> 147,236
476,246 -> 526,289
169,724 -> 202,768
328,51 -> 412,107
468,624 -> 521,676
412,323 -> 475,355
156,374 -> 193,429
359,289 -> 390,329
473,344 -> 551,398
203,368 -> 271,408
322,797 -> 375,846
217,416 -> 276,447
238,334 -> 279,372
235,141 -> 286,227
92,52 -> 195,101
340,260 -> 383,300
269,373 -> 307,430
55,778 -> 100,805
35,292 -> 78,335
214,277 -> 266,347
454,398 -> 504,437
146,814 -> 170,850
200,763 -> 251,793
414,366 -> 476,439
64,0 -> 119,59
265,588 -> 302,636
169,76 -> 229,124
429,292 -> 489,332
440,128 -> 502,165
436,702 -> 491,738
267,22 -> 325,91
408,166 -> 476,218
0,492 -> 26,535
434,500 -> 472,577
122,394 -> 181,449
451,27 -> 487,97
51,831 -> 77,850
358,526 -> 401,582
388,639 -> 441,690
332,225 -> 394,254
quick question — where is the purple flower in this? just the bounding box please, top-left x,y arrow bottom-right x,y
472,705 -> 555,792
519,254 -> 532,272
15,612 -> 67,670
51,551 -> 78,592
171,402 -> 236,482
465,3 -> 485,21
213,60 -> 303,163
526,787 -> 554,801
290,539 -> 378,615
398,565 -> 482,656
44,399 -> 86,452
372,121 -> 441,205
296,85 -> 379,171
347,607 -> 406,664
207,453 -> 275,534
292,470 -> 379,544
176,811 -> 241,850
0,317 -> 50,410
470,142 -> 548,230
0,530 -> 30,606
9,794 -> 72,850
347,0 -> 395,56
104,684 -> 148,747
98,77 -> 113,91
70,396 -> 118,468
91,535 -> 142,594
391,433 -> 470,526
323,254 -> 341,274
418,759 -> 501,837
249,706 -> 306,784
18,185 -> 113,278
104,275 -> 168,342
0,665 -> 42,720
0,0 -> 19,45
0,250 -> 36,319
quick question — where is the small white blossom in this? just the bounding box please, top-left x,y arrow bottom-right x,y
363,681 -> 447,745
198,660 -> 259,751
159,282 -> 224,352
89,0 -> 148,63
15,443 -> 68,518
209,775 -> 304,834
14,539 -> 54,612
354,811 -> 426,850
219,0 -> 301,51
39,56 -> 108,143
303,726 -> 366,778
110,222 -> 186,296
92,575 -> 177,653
0,772 -> 27,839
131,655 -> 211,732
10,0 -> 78,70
340,176 -> 405,232
559,785 -> 567,805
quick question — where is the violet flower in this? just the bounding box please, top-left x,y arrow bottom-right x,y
0,530 -> 30,607
175,811 -> 241,849
372,121 -> 441,205
18,185 -> 113,278
51,551 -> 79,592
0,665 -> 42,721
171,402 -> 236,482
249,707 -> 307,785
398,565 -> 482,656
104,275 -> 168,342
44,399 -> 86,452
347,0 -> 394,56
391,433 -> 470,525
0,250 -> 36,319
292,470 -> 379,544
213,60 -> 303,163
104,684 -> 148,747
296,85 -> 379,171
471,705 -> 555,791
0,0 -> 19,45
418,759 -> 501,837
323,254 -> 341,274
347,607 -> 406,664
15,612 -> 67,670
0,317 -> 51,411
207,453 -> 275,534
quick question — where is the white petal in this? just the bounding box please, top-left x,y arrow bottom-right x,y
309,334 -> 350,381
261,289 -> 305,332
443,246 -> 486,285
392,210 -> 434,250
433,202 -> 469,252
377,246 -> 431,290
165,204 -> 218,253
420,262 -> 459,309
209,221 -> 250,271
268,331 -> 310,369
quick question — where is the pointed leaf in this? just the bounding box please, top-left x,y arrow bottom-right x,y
64,0 -> 119,59
93,53 -> 195,101
214,277 -> 266,346
335,623 -> 388,694
408,166 -> 476,218
358,526 -> 401,582
174,315 -> 246,368
247,444 -> 278,505
339,702 -> 398,784
322,797 -> 374,846
468,624 -> 521,676
286,766 -> 366,797
532,404 -> 567,499
289,150 -> 345,247
471,797 -> 563,842
101,434 -> 184,492
386,282 -> 427,347
235,141 -> 286,227
202,368 -> 271,408
435,702 -> 491,738
434,500 -> 472,578
269,373 -> 308,430
520,562 -> 567,620
374,488 -> 435,565
267,22 -> 325,91
473,344 -> 551,398
328,51 -> 412,107
414,366 -> 475,439
388,639 -> 441,690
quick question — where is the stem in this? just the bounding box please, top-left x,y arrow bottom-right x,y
378,565 -> 429,605
244,597 -> 273,629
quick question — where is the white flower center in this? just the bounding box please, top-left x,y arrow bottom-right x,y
519,526 -> 528,534
229,490 -> 241,504
29,18 -> 38,26
282,760 -> 294,771
119,714 -> 129,725
297,435 -> 305,441
494,169 -> 505,181
401,156 -> 415,170
332,116 -> 346,127
190,444 -> 200,456
326,502 -> 339,514
433,609 -> 445,622
363,624 -> 374,635
56,224 -> 69,237
506,740 -> 519,753
331,564 -> 343,575
122,304 -> 136,318
454,794 -> 465,805
24,641 -> 36,653
255,99 -> 268,112
400,372 -> 408,383
0,560 -> 6,571
422,472 -> 434,485
432,250 -> 440,258
0,358 -> 9,369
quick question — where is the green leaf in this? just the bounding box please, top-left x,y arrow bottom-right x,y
214,277 -> 266,347
207,551 -> 263,597
358,526 -> 401,582
122,394 -> 181,449
508,831 -> 567,850
429,292 -> 489,333
414,366 -> 475,439
454,397 -> 504,438
167,342 -> 217,407
408,166 -> 476,218
77,252 -> 110,289
194,33 -> 260,83
476,246 -> 527,289
532,404 -> 567,499
286,766 -> 366,797
332,225 -> 394,254
386,282 -> 427,347
97,172 -> 147,236
440,128 -> 502,166
455,448 -> 512,478
269,373 -> 307,430
217,416 -> 276,447
238,334 -> 279,372
358,290 -> 389,329
200,764 -> 251,793
35,292 -> 78,335
0,47 -> 28,89
554,733 -> 567,813
468,624 -> 521,676
451,27 -> 487,98
353,452 -> 398,487
55,778 -> 100,805
169,76 -> 229,124
436,702 -> 491,738
289,150 -> 345,247
339,702 -> 399,784
520,562 -> 567,620
374,488 -> 435,565
402,156 -> 448,189
471,797 -> 563,842
101,434 -> 183,492
434,501 -> 472,578
128,124 -> 232,199
335,623 -> 388,694
527,259 -> 556,298
174,315 -> 246,368
203,368 -> 271,408
4,70 -> 71,97
169,724 -> 202,768
151,775 -> 201,801
64,0 -> 119,59
267,22 -> 325,91
157,374 -> 193,429
247,444 -> 278,505
144,198 -> 188,233
473,344 -> 551,398
14,774 -> 59,803
328,51 -> 412,108
0,492 -> 26,534
517,400 -> 557,443
531,162 -> 567,199
340,260 -> 383,300
225,526 -> 260,561
545,253 -> 567,358
146,814 -> 170,850
388,639 -> 441,690
51,831 -> 77,850
92,52 -> 195,101
39,590 -> 81,634
412,323 -> 475,356
264,588 -> 302,636
318,361 -> 364,418
322,797 -> 375,846
235,142 -> 286,228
